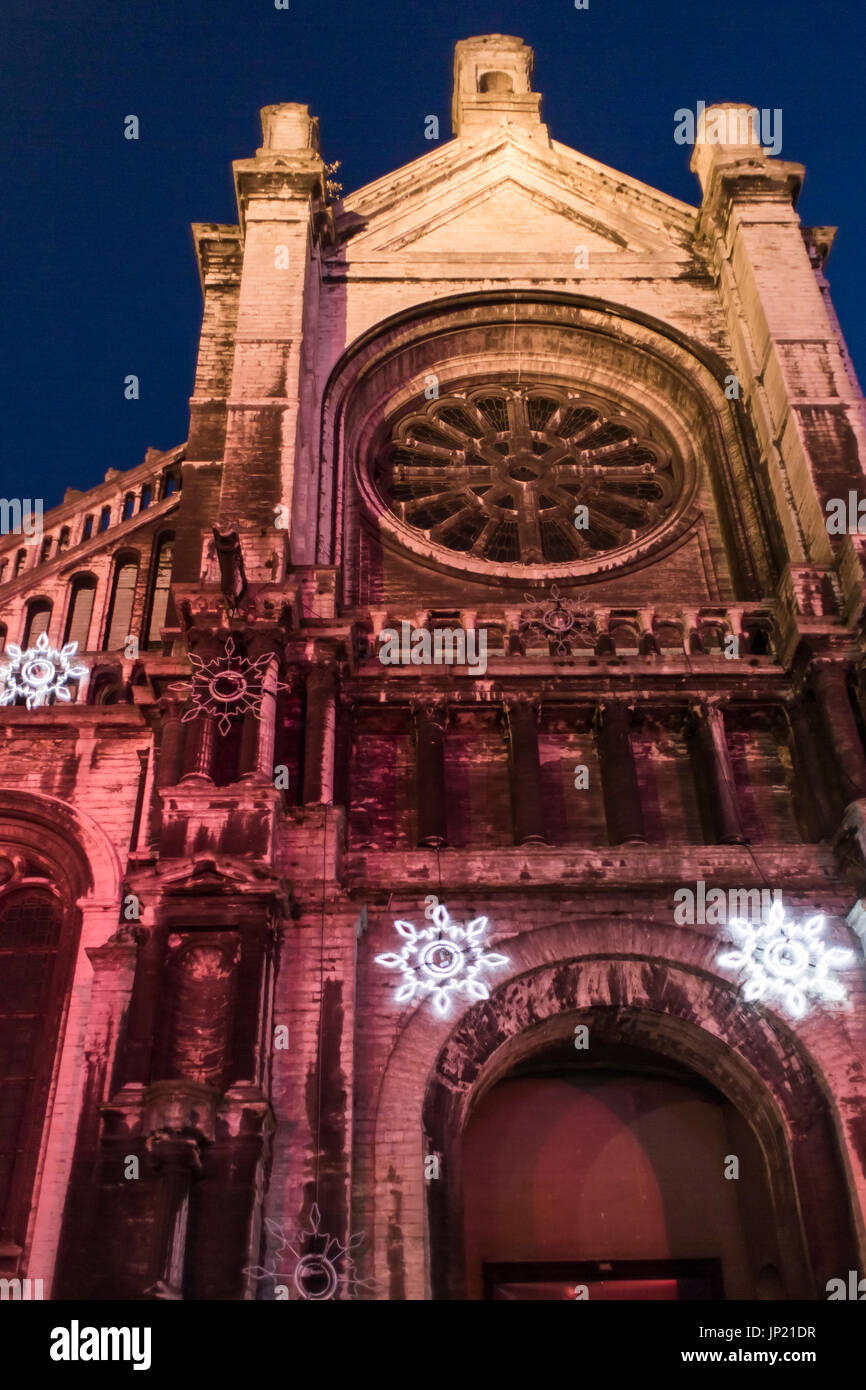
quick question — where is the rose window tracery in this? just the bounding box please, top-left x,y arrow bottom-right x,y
374,385 -> 676,569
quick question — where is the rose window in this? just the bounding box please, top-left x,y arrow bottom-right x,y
374,386 -> 676,568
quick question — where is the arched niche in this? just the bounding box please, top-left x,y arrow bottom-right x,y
415,958 -> 861,1300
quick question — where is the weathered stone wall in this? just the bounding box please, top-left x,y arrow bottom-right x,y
2,34 -> 866,1302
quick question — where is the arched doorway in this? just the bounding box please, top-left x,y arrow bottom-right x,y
462,1030 -> 785,1300
423,960 -> 862,1300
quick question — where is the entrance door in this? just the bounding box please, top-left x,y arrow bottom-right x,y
462,1040 -> 785,1300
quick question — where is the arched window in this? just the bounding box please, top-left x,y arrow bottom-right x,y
145,535 -> 174,649
0,624 -> 6,653
63,575 -> 98,651
161,466 -> 182,500
103,554 -> 139,650
39,537 -> 53,565
139,485 -> 152,511
81,515 -> 94,542
14,549 -> 27,577
96,680 -> 120,705
22,598 -> 52,647
0,560 -> 7,584
0,887 -> 64,1245
122,493 -> 135,521
87,667 -> 122,705
99,507 -> 111,533
58,527 -> 70,553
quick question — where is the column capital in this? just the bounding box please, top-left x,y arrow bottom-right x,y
502,694 -> 541,725
592,697 -> 635,733
411,698 -> 449,731
687,695 -> 730,725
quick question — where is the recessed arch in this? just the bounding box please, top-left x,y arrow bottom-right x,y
414,956 -> 861,1299
0,788 -> 122,906
0,791 -> 123,1251
22,596 -> 52,647
144,531 -> 175,650
478,70 -> 513,94
318,290 -> 785,602
63,572 -> 98,650
103,550 -> 140,651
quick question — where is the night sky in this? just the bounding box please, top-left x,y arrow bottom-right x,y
1,0 -> 863,512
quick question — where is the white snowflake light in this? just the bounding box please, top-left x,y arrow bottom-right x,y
0,631 -> 87,709
717,899 -> 855,1019
244,1204 -> 374,1301
376,903 -> 509,1016
169,635 -> 287,736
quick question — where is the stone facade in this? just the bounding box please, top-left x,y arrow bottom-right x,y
2,34 -> 866,1300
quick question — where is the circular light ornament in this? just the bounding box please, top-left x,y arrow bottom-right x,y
717,899 -> 855,1019
169,635 -> 288,737
293,1251 -> 339,1301
244,1204 -> 375,1301
419,938 -> 465,979
208,669 -> 248,706
375,903 -> 509,1016
367,385 -> 682,582
0,631 -> 87,709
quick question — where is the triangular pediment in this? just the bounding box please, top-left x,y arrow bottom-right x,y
338,129 -> 698,263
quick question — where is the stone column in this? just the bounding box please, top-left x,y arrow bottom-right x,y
239,638 -> 283,782
143,1136 -> 199,1298
504,697 -> 547,845
121,923 -> 168,1086
687,700 -> 746,845
178,633 -> 221,783
810,659 -> 866,807
303,661 -> 337,805
595,700 -> 646,844
179,711 -> 216,782
333,694 -> 353,809
237,704 -> 261,781
784,696 -> 837,839
413,701 -> 448,848
156,699 -> 185,790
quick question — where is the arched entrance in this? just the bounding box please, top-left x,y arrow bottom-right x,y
423,959 -> 861,1300
462,1025 -> 786,1300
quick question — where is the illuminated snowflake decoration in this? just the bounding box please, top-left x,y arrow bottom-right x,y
717,900 -> 855,1019
244,1205 -> 375,1301
521,585 -> 596,656
169,635 -> 287,736
0,631 -> 87,709
376,903 -> 509,1016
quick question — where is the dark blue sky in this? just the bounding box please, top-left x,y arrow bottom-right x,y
1,0 -> 863,512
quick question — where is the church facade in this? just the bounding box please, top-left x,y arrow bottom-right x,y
2,34 -> 866,1300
